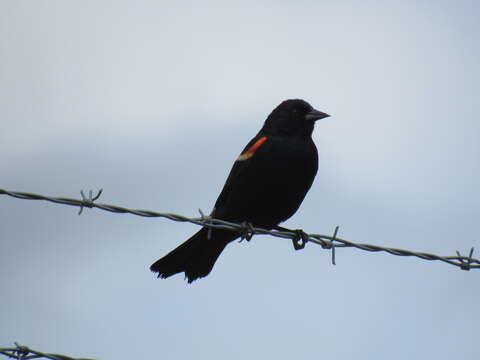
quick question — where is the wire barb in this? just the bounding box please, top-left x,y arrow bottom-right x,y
1,188 -> 479,270
78,189 -> 103,215
0,342 -> 94,360
199,208 -> 215,240
330,226 -> 339,265
455,247 -> 475,271
13,343 -> 28,360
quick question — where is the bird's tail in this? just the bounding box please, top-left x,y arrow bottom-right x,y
150,227 -> 237,283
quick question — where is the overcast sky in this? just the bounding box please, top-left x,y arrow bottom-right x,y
1,1 -> 479,359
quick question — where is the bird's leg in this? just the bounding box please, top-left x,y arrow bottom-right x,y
274,226 -> 309,250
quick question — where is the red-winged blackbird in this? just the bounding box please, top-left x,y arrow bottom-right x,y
150,99 -> 329,282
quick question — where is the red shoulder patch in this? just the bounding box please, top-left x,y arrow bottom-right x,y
236,136 -> 267,161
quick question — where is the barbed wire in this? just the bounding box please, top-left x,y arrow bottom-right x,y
0,188 -> 478,270
0,342 -> 94,360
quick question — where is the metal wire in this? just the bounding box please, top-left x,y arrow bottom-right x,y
0,342 -> 94,360
0,188 -> 478,270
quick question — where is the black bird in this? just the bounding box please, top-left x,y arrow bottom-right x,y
150,99 -> 329,282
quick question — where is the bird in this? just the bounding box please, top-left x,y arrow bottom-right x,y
150,99 -> 330,282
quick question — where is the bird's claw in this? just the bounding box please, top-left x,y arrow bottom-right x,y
292,229 -> 309,250
239,221 -> 255,242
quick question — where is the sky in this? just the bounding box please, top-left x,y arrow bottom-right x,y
1,1 -> 479,359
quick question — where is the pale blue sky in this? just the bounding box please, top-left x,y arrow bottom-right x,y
1,1 -> 479,359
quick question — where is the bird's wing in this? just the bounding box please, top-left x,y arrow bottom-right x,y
213,134 -> 269,212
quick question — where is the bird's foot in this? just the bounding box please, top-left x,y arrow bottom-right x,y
274,226 -> 309,250
238,221 -> 255,242
291,229 -> 309,250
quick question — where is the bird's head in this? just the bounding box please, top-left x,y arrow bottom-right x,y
262,99 -> 330,138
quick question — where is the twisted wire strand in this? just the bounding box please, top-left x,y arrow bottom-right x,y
0,342 -> 94,360
0,188 -> 478,270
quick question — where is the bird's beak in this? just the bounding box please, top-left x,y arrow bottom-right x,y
305,109 -> 330,121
